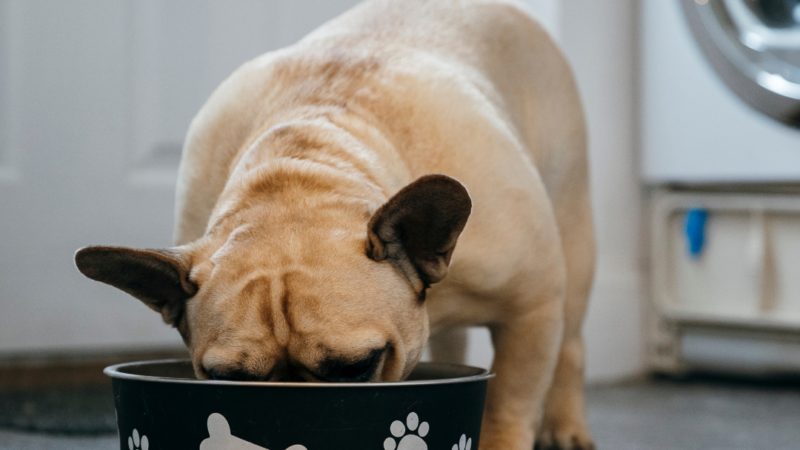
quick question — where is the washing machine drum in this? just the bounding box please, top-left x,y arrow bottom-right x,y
683,0 -> 800,127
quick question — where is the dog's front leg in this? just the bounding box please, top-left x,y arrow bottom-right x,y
480,300 -> 564,450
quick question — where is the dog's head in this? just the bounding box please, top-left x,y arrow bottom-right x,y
75,174 -> 470,382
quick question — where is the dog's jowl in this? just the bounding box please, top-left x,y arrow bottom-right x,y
75,1 -> 595,449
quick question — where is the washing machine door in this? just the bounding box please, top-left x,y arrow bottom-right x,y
682,0 -> 800,127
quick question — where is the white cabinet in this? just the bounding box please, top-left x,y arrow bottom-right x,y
649,192 -> 800,373
653,193 -> 800,326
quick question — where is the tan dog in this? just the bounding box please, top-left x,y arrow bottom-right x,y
75,1 -> 594,449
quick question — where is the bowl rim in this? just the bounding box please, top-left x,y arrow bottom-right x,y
104,359 -> 494,387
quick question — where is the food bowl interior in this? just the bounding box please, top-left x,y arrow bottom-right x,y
111,359 -> 489,384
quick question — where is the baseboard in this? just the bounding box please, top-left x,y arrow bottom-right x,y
0,346 -> 189,390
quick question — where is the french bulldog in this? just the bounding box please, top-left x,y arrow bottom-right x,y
75,1 -> 595,449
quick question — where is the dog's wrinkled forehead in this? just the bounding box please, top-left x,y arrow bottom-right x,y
196,223 -> 409,340
208,221 -> 366,269
224,270 -> 351,343
235,272 -> 295,345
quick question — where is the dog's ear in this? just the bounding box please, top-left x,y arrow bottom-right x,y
367,174 -> 472,292
74,246 -> 197,328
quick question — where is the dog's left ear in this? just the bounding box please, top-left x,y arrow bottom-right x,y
367,174 -> 472,291
74,246 -> 197,328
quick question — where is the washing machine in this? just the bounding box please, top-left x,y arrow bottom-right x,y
642,0 -> 800,374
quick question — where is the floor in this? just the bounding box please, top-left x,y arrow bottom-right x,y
585,376 -> 800,450
1,376 -> 799,450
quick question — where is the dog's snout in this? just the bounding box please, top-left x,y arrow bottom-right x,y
201,347 -> 387,383
316,347 -> 386,382
206,367 -> 267,382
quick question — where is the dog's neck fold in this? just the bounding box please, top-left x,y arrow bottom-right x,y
206,115 -> 404,237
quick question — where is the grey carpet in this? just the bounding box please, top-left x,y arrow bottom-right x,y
0,385 -> 115,435
0,429 -> 118,450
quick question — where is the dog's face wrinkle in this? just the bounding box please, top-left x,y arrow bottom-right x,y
280,273 -> 294,340
236,272 -> 292,346
211,158 -> 382,232
248,277 -> 273,337
259,121 -> 381,190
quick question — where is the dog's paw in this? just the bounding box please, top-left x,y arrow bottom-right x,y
535,420 -> 595,450
127,429 -> 149,450
383,412 -> 429,450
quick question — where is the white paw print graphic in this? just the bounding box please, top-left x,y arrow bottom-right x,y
128,429 -> 149,450
451,434 -> 472,450
383,412 -> 429,450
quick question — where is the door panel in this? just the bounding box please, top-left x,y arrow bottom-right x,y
0,0 -> 361,353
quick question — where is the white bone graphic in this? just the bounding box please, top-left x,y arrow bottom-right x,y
199,413 -> 307,450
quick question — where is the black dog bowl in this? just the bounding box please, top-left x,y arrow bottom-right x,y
105,359 -> 492,450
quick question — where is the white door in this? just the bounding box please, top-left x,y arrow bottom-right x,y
0,0 -> 362,354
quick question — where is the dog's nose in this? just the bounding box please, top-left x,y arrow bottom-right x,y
316,348 -> 385,382
206,367 -> 267,382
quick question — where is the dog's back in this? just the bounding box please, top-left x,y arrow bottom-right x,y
174,0 -> 586,249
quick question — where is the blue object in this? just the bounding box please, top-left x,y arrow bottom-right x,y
685,209 -> 708,258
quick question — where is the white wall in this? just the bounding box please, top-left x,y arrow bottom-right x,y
561,0 -> 643,382
521,0 -> 561,37
462,0 -> 644,382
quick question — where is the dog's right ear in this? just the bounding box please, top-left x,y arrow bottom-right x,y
74,246 -> 197,328
367,174 -> 472,294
